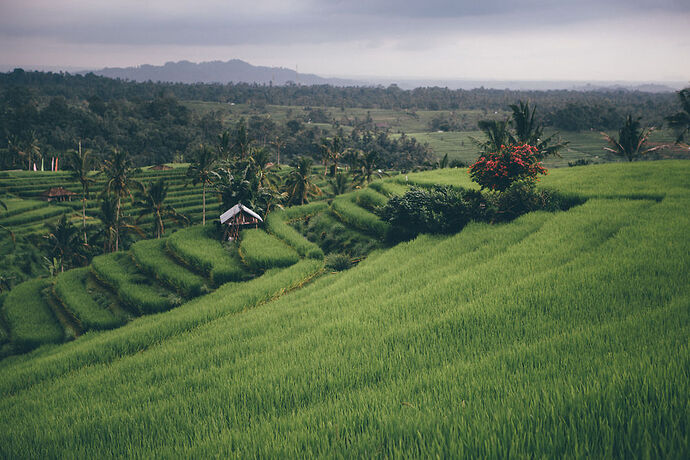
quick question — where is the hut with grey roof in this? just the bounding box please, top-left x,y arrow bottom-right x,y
219,203 -> 263,240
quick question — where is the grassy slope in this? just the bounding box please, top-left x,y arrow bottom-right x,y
0,161 -> 688,457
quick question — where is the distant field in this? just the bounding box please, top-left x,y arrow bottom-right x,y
402,129 -> 687,167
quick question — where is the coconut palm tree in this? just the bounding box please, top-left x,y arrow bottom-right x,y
328,172 -> 351,196
473,119 -> 511,154
354,150 -> 388,185
666,88 -> 690,146
508,100 -> 568,159
186,145 -> 217,225
43,215 -> 85,272
96,196 -> 144,253
136,179 -> 189,239
102,149 -> 142,251
67,141 -> 95,243
602,115 -> 663,162
285,157 -> 322,205
250,147 -> 280,190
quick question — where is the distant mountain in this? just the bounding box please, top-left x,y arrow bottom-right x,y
91,59 -> 361,86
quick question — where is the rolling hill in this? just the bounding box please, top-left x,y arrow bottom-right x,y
0,161 -> 688,457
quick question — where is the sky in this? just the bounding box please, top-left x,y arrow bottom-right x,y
0,0 -> 689,82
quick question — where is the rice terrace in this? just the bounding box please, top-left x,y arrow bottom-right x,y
0,4 -> 689,456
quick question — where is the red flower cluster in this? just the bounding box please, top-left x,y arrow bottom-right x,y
468,144 -> 547,192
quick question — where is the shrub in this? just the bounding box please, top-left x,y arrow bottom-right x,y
325,253 -> 351,271
469,144 -> 547,192
380,186 -> 489,241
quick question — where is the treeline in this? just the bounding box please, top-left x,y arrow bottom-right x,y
2,68 -> 677,123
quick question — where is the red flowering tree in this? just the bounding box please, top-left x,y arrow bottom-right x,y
468,144 -> 547,192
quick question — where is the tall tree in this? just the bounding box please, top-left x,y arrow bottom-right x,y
665,88 -> 690,146
136,179 -> 189,239
473,119 -> 511,154
508,100 -> 568,159
232,118 -> 251,159
67,141 -> 95,243
96,196 -> 143,253
285,157 -> 322,205
602,115 -> 663,162
102,150 -> 141,251
250,147 -> 280,190
328,172 -> 351,196
186,145 -> 217,225
43,215 -> 85,272
354,150 -> 388,185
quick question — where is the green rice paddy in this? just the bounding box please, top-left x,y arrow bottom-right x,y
0,161 -> 687,458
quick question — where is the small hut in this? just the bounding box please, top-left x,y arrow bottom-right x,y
150,164 -> 173,171
40,187 -> 77,202
219,203 -> 263,241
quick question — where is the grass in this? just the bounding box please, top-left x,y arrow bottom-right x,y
1,278 -> 64,351
0,161 -> 687,457
90,253 -> 177,315
53,267 -> 124,331
265,207 -> 325,260
167,225 -> 251,286
331,194 -> 390,239
239,229 -> 301,272
131,238 -> 208,298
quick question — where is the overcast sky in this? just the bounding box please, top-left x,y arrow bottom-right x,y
0,0 -> 688,81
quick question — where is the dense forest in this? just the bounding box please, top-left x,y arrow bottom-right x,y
0,68 -> 681,167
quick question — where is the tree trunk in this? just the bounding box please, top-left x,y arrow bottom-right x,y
202,182 -> 206,226
82,190 -> 87,244
115,196 -> 121,252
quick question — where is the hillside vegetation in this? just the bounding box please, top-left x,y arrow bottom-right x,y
0,161 -> 687,457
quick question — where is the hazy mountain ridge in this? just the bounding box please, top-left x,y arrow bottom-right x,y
92,59 -> 361,86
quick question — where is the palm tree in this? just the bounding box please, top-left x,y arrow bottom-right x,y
508,100 -> 567,159
473,119 -> 511,153
666,88 -> 690,146
102,150 -> 142,251
285,157 -> 322,205
233,118 -> 251,159
186,145 -> 217,225
43,215 -> 85,272
0,199 -> 14,243
341,148 -> 361,172
328,172 -> 351,196
96,196 -> 144,253
217,130 -> 232,161
354,150 -> 388,185
271,136 -> 286,165
602,115 -> 663,162
322,135 -> 343,177
136,179 -> 189,239
67,141 -> 95,243
250,147 -> 280,190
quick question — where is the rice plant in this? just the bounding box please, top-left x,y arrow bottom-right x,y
240,229 -> 300,271
1,278 -> 64,351
265,208 -> 324,259
53,267 -> 123,331
331,195 -> 390,239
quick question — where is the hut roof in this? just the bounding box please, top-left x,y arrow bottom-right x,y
150,164 -> 173,170
41,187 -> 77,198
219,203 -> 263,224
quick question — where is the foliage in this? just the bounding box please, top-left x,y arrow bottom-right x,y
665,88 -> 690,146
331,195 -> 390,239
167,225 -> 250,286
186,144 -> 217,225
264,209 -> 324,260
239,229 -> 300,272
66,142 -> 95,243
42,215 -> 88,272
508,100 -> 568,159
136,179 -> 189,239
53,267 -> 123,330
1,278 -> 63,352
325,253 -> 351,271
469,144 -> 547,192
602,114 -> 663,162
102,149 -> 142,251
284,157 -> 322,205
90,253 -> 177,315
380,186 -> 486,241
131,239 -> 208,298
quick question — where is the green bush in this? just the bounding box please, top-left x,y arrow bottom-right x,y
131,239 -> 208,298
53,267 -> 123,331
167,225 -> 251,286
325,253 -> 351,271
240,229 -> 300,272
2,278 -> 64,351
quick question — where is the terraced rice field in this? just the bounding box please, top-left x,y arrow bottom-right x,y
0,161 -> 687,458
